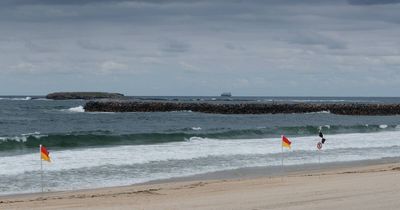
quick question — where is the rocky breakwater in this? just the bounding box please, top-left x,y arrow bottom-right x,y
46,92 -> 124,100
84,101 -> 400,115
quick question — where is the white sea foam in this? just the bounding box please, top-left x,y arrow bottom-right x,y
0,97 -> 32,101
319,111 -> 331,114
21,131 -> 41,136
171,110 -> 193,113
2,130 -> 400,195
192,127 -> 202,131
0,132 -> 45,142
318,125 -> 331,130
306,111 -> 331,114
0,136 -> 28,142
67,106 -> 85,113
379,124 -> 388,129
2,130 -> 400,176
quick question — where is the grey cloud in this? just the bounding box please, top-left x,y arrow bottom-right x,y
1,0 -> 202,6
2,0 -> 126,6
225,43 -> 245,51
0,0 -> 358,24
348,0 -> 400,5
1,0 -> 400,96
24,41 -> 57,53
77,40 -> 127,51
286,32 -> 347,50
2,0 -> 338,6
161,40 -> 191,53
225,43 -> 236,50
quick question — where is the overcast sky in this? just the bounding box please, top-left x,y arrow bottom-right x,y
1,0 -> 400,96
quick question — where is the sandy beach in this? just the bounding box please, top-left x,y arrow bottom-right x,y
1,162 -> 400,210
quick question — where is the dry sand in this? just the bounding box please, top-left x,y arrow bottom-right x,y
1,162 -> 400,210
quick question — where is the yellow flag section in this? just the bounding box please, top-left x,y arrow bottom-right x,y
40,144 -> 51,162
281,135 -> 292,149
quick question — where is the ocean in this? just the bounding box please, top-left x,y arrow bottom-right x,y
1,96 -> 400,195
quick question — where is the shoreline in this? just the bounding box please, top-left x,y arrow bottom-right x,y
2,157 -> 399,198
145,156 -> 400,185
2,158 -> 400,209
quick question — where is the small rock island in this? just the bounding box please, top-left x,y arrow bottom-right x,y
46,92 -> 124,100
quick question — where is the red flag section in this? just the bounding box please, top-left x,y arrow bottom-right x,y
40,145 -> 51,162
281,135 -> 292,149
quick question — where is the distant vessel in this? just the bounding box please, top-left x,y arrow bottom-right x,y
220,92 -> 232,97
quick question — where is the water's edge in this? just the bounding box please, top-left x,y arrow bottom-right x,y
1,157 -> 398,198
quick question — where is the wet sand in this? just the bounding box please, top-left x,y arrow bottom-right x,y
1,161 -> 400,210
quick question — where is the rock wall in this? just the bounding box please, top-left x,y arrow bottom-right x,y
84,101 -> 400,115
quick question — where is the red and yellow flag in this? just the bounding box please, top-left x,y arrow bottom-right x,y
281,135 -> 292,149
40,145 -> 51,162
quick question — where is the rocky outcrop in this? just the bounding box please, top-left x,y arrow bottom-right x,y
46,92 -> 124,100
84,101 -> 400,115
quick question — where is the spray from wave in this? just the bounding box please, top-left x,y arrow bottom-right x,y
66,106 -> 85,113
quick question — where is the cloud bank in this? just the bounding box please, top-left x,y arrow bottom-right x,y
1,0 -> 400,96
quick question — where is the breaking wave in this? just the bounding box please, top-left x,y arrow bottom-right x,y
0,97 -> 32,101
64,106 -> 85,113
1,124 -> 400,151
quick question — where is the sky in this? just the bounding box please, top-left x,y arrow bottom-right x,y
1,0 -> 400,96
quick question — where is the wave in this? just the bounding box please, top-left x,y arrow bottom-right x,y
1,124 -> 400,151
0,131 -> 44,142
379,124 -> 388,129
306,111 -> 331,114
60,106 -> 85,113
2,130 -> 400,195
0,132 -> 190,151
66,106 -> 85,113
0,97 -> 32,101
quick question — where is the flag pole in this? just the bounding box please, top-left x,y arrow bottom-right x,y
281,142 -> 283,181
40,144 -> 43,193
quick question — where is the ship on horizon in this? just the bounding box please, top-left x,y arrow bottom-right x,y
220,92 -> 232,97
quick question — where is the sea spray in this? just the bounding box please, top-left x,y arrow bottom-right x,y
67,106 -> 85,112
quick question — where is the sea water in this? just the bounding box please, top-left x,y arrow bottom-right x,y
1,96 -> 400,195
